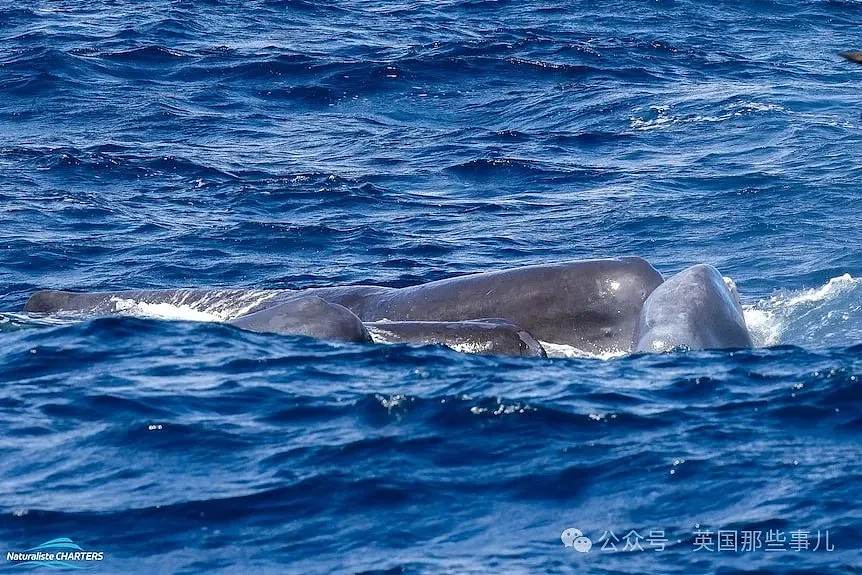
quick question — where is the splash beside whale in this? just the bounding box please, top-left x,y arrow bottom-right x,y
24,257 -> 754,357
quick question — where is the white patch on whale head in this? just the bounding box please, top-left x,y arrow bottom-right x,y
722,276 -> 738,296
722,274 -> 746,320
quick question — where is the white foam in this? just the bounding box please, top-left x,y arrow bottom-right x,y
366,325 -> 498,355
743,274 -> 861,348
630,101 -> 784,131
444,340 -> 497,355
540,341 -> 627,361
110,297 -> 223,322
365,325 -> 399,345
108,290 -> 281,323
784,274 -> 854,305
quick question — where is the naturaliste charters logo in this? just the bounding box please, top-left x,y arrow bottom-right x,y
6,538 -> 104,569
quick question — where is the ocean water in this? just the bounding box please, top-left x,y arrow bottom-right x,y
1,0 -> 861,573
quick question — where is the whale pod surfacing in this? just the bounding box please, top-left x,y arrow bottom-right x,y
24,257 -> 668,356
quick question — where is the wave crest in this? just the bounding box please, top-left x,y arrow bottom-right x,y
745,274 -> 862,348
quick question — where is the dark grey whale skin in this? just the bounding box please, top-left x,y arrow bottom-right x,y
302,257 -> 663,354
25,257 -> 663,355
229,296 -> 372,343
632,264 -> 753,353
365,319 -> 548,357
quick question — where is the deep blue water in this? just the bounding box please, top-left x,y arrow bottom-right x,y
1,0 -> 861,573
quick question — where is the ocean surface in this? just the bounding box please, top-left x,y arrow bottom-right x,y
1,0 -> 861,573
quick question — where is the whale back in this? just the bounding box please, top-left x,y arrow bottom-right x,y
344,257 -> 664,355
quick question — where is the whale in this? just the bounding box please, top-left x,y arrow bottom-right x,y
631,264 -> 752,353
25,257 -> 663,355
365,319 -> 547,357
229,295 -> 372,343
299,256 -> 664,354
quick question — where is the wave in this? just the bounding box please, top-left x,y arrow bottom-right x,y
0,313 -> 78,333
98,45 -> 193,62
745,274 -> 862,348
630,100 -> 786,131
1,145 -> 241,182
446,157 -> 614,183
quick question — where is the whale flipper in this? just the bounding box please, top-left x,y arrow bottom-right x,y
365,319 -> 547,357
